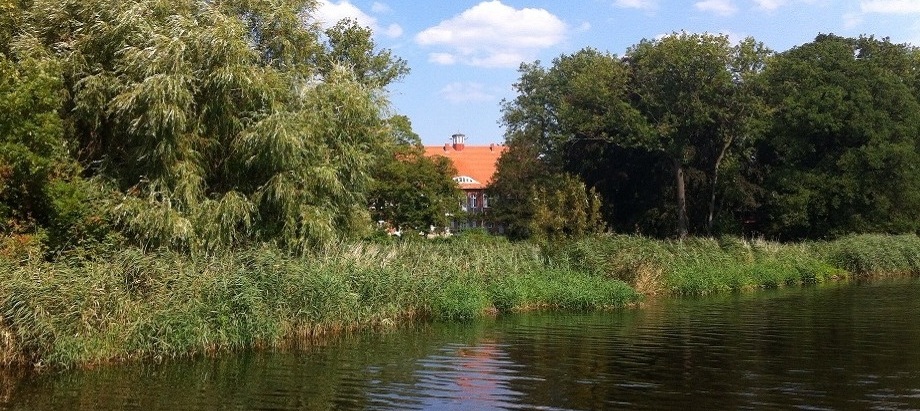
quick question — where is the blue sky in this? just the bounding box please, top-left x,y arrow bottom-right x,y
314,0 -> 920,145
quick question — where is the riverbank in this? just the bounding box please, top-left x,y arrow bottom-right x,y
2,233 -> 919,369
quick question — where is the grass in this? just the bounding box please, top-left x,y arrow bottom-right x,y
1,232 -> 918,369
0,237 -> 639,368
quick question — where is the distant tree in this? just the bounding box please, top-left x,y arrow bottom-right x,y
756,34 -> 920,239
496,35 -> 769,239
529,174 -> 605,242
488,133 -> 549,240
368,116 -> 461,232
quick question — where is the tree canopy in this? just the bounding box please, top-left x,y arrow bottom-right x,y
2,0 -> 412,253
755,34 -> 920,239
492,33 -> 920,241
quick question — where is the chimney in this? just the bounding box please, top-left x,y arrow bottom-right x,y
490,143 -> 495,151
443,143 -> 450,151
451,133 -> 466,151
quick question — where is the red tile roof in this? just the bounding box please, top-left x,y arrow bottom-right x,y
424,143 -> 507,190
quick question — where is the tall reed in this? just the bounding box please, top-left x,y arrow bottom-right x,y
0,238 -> 639,368
3,233 -> 918,368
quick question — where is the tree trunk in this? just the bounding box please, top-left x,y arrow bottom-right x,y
706,140 -> 730,235
673,158 -> 688,239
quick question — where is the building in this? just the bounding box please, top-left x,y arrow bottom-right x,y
424,133 -> 507,232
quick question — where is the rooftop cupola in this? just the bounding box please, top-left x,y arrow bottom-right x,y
451,133 -> 466,151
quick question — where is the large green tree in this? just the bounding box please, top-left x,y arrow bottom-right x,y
11,0 -> 407,252
626,32 -> 769,237
756,35 -> 920,239
495,34 -> 769,239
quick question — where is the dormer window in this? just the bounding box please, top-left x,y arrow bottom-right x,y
453,176 -> 480,185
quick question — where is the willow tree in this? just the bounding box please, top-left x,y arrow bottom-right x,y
17,0 -> 406,252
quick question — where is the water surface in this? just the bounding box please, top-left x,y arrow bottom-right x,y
3,280 -> 919,410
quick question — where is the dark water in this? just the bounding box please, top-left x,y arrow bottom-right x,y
3,280 -> 920,410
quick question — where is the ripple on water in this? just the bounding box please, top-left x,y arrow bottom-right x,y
2,280 -> 920,410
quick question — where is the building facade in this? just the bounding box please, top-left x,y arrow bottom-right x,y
424,133 -> 507,232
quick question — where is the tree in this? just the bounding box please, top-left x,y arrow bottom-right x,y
529,174 -> 605,242
756,35 -> 920,239
368,116 -> 461,232
14,0 -> 407,252
488,133 -> 550,240
0,38 -> 111,253
0,42 -> 67,232
320,18 -> 409,88
626,32 -> 768,238
496,36 -> 768,239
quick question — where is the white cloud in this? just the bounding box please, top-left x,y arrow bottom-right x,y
315,0 -> 376,28
614,0 -> 658,9
371,2 -> 391,13
314,0 -> 403,38
439,82 -> 496,103
753,0 -> 787,11
695,0 -> 739,16
384,23 -> 403,38
415,1 -> 568,68
861,0 -> 920,14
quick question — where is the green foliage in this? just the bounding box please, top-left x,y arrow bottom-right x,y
369,118 -> 462,232
4,232 -> 920,368
0,45 -> 65,233
529,174 -> 605,242
755,35 -> 920,239
498,35 -> 771,240
0,39 -> 109,255
815,234 -> 920,277
487,136 -> 546,239
545,234 -> 847,295
4,0 -> 407,253
320,18 -> 409,87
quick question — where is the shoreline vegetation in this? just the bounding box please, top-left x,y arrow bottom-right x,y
3,233 -> 920,369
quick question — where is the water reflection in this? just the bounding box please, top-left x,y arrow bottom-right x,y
2,280 -> 919,410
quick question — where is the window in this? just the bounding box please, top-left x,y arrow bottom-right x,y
468,193 -> 478,210
453,176 -> 480,185
482,194 -> 489,209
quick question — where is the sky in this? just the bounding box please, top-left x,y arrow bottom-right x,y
313,0 -> 920,146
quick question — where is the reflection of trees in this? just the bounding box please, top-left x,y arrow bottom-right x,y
499,284 -> 920,410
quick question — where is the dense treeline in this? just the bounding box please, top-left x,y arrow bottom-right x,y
491,33 -> 920,241
0,0 -> 459,256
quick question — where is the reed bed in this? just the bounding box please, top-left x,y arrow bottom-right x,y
544,234 -> 919,295
0,237 -> 638,368
2,233 -> 918,369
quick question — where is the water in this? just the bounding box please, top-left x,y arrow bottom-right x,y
3,280 -> 920,410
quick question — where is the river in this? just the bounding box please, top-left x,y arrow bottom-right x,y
2,279 -> 919,410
